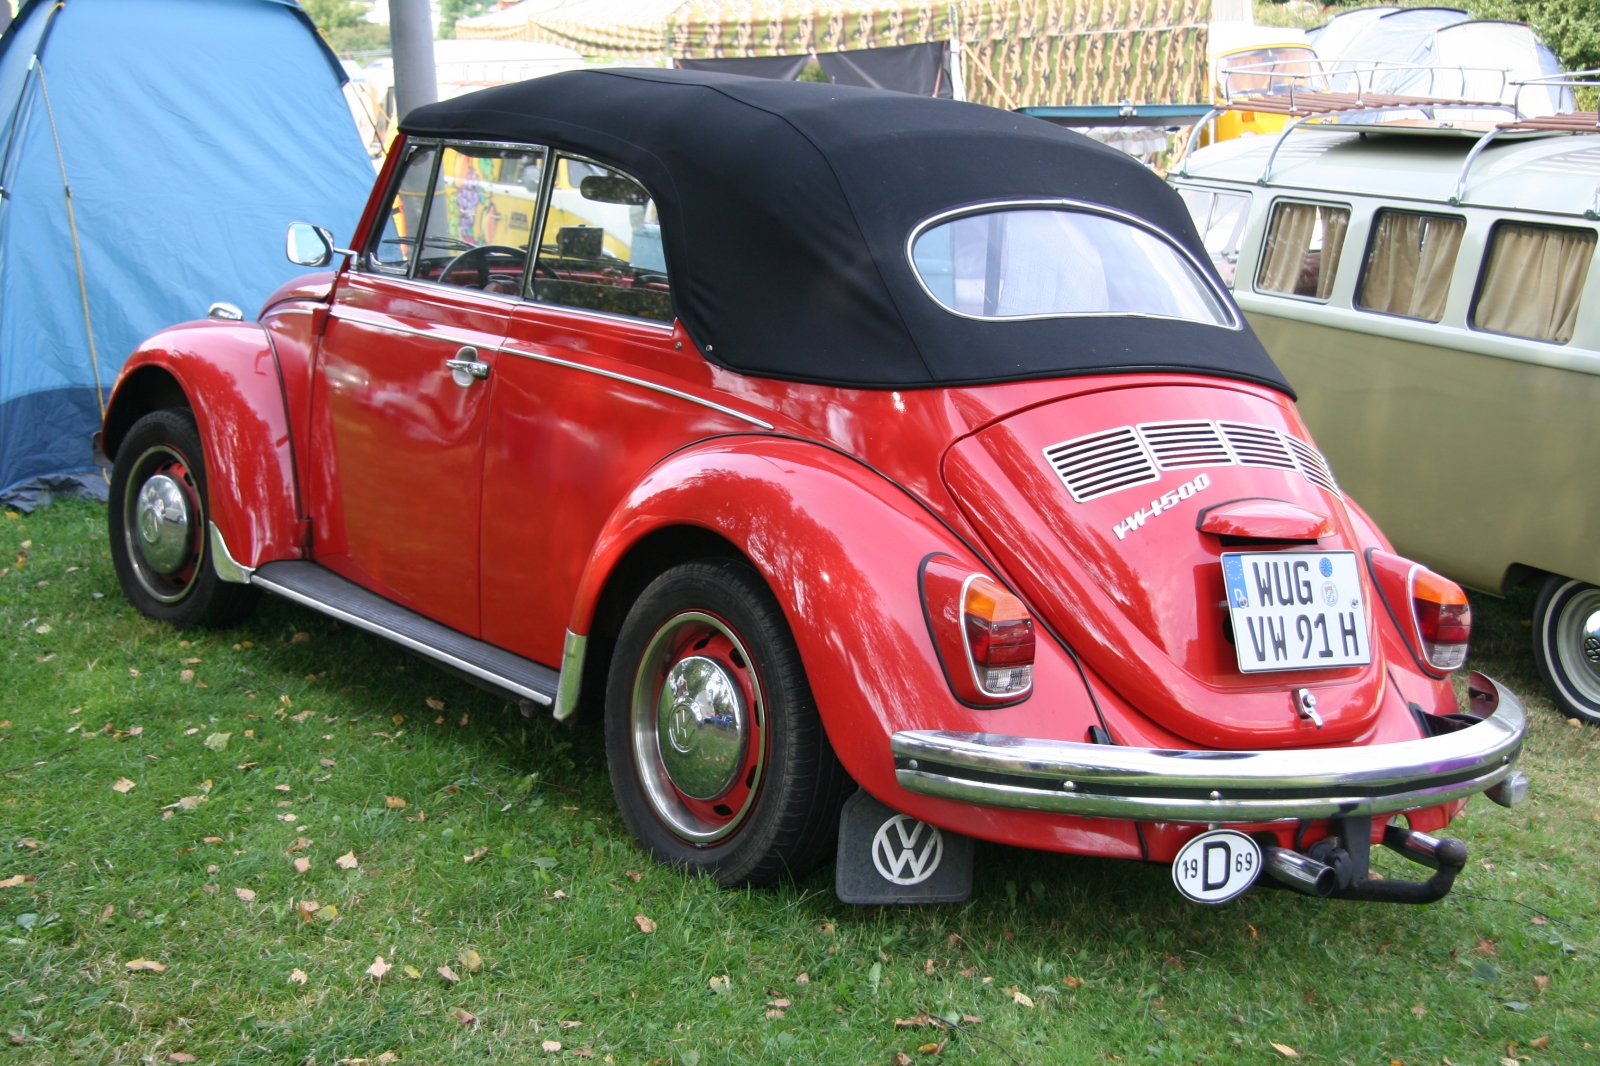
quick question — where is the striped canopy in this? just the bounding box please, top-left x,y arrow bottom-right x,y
457,0 -> 1209,108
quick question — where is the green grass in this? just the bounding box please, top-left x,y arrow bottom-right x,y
1,498 -> 1596,1065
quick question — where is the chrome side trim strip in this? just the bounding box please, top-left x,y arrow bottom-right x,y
208,522 -> 254,584
325,308 -> 773,430
497,345 -> 774,430
249,572 -> 554,705
892,675 -> 1526,824
553,629 -> 587,722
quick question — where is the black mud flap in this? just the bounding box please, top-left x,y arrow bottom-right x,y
834,789 -> 973,905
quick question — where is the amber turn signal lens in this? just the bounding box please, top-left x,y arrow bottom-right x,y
1411,568 -> 1471,671
963,575 -> 1035,696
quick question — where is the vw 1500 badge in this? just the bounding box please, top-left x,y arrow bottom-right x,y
1172,829 -> 1261,904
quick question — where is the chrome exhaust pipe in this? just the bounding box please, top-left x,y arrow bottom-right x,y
1381,823 -> 1468,871
1264,847 -> 1337,897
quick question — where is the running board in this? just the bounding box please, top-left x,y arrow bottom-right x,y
251,561 -> 558,706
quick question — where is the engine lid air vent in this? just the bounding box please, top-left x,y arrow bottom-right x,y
1042,426 -> 1159,503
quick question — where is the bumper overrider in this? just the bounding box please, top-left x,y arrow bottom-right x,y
891,673 -> 1528,904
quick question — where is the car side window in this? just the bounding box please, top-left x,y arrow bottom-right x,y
368,145 -> 438,275
1471,221 -> 1597,344
1177,187 -> 1251,288
1356,210 -> 1465,323
1255,200 -> 1350,301
532,155 -> 671,323
413,144 -> 547,294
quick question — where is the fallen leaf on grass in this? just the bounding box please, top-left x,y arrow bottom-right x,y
551,890 -> 566,899
296,900 -> 321,922
288,968 -> 308,985
459,714 -> 470,727
1411,1004 -> 1426,1017
1011,990 -> 1034,1008
290,710 -> 313,723
291,631 -> 311,644
1529,1036 -> 1550,1050
320,758 -> 337,768
286,837 -> 312,854
794,972 -> 810,984
277,813 -> 297,823
451,1008 -> 477,1027
767,998 -> 791,1008
16,838 -> 42,849
179,671 -> 195,684
558,1020 -> 582,1029
235,887 -> 256,902
917,1042 -> 946,1055
893,1055 -> 914,1066
962,1015 -> 982,1024
541,1039 -> 561,1053
336,852 -> 359,870
625,870 -> 642,882
169,1055 -> 197,1063
366,956 -> 390,980
404,966 -> 421,979
708,975 -> 731,993
1534,975 -> 1551,990
237,762 -> 258,772
1270,1043 -> 1299,1059
463,847 -> 488,864
111,777 -> 136,793
1503,1001 -> 1530,1012
124,959 -> 166,973
459,948 -> 483,973
426,696 -> 445,710
163,796 -> 205,812
1500,1058 -> 1520,1066
201,884 -> 217,894
1476,939 -> 1497,956
293,857 -> 311,873
765,1009 -> 785,1020
438,965 -> 460,984
572,1051 -> 594,1060
894,1016 -> 936,1029
385,796 -> 407,809
0,875 -> 34,888
1064,976 -> 1084,989
634,914 -> 657,933
1531,915 -> 1548,925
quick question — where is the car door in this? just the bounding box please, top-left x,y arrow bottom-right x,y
479,153 -> 754,665
308,139 -> 547,635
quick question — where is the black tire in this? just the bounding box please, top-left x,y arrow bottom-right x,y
108,408 -> 260,630
1532,574 -> 1600,725
604,557 -> 853,887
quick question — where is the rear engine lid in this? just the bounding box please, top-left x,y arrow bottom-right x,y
942,383 -> 1385,749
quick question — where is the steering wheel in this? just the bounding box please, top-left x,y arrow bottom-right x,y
439,244 -> 528,291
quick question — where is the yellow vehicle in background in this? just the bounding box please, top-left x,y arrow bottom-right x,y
1204,23 -> 1318,144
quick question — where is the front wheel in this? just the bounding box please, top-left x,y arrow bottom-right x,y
1532,575 -> 1600,725
605,558 -> 852,887
108,408 -> 260,629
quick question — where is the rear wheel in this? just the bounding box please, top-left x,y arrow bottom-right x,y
1532,575 -> 1600,725
108,409 -> 260,629
604,558 -> 851,887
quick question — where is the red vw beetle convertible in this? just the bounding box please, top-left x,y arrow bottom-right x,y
100,70 -> 1528,906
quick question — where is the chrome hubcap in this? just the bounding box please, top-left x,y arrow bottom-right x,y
135,474 -> 191,574
121,445 -> 202,605
657,655 -> 746,799
1553,587 -> 1600,703
631,611 -> 765,844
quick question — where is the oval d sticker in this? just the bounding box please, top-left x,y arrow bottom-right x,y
1171,829 -> 1261,904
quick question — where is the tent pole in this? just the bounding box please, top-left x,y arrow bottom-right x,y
36,62 -> 103,419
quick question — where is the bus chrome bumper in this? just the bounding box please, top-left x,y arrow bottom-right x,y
892,673 -> 1526,824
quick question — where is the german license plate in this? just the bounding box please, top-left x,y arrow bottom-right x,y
1172,829 -> 1261,904
1222,550 -> 1369,673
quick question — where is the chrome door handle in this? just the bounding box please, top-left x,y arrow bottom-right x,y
445,346 -> 490,386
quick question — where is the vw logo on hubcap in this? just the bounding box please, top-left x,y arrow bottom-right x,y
871,814 -> 944,885
655,655 -> 746,800
134,473 -> 192,575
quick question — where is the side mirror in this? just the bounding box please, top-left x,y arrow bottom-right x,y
286,222 -> 338,267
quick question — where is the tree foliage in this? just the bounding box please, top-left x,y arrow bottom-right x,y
438,0 -> 494,39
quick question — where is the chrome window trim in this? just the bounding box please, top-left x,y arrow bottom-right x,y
892,674 -> 1526,824
325,307 -> 772,430
904,197 -> 1242,329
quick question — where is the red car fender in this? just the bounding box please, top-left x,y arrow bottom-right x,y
104,321 -> 302,570
567,436 -> 1143,858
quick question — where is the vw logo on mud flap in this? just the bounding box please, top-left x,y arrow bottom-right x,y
871,814 -> 944,885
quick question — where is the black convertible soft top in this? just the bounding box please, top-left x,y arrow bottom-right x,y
403,69 -> 1291,395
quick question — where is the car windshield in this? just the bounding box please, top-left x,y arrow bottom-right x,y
911,207 -> 1231,325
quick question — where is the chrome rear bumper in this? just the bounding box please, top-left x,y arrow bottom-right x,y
893,673 -> 1525,824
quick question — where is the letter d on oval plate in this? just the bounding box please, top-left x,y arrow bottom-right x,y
1171,829 -> 1261,905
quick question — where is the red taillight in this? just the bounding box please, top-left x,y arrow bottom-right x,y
962,575 -> 1035,696
1411,568 -> 1471,671
920,555 -> 1035,704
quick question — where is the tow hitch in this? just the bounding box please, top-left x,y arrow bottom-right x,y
1264,817 -> 1470,904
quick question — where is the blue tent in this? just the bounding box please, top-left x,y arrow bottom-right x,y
0,0 -> 376,505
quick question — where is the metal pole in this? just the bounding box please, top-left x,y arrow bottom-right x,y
390,0 -> 437,121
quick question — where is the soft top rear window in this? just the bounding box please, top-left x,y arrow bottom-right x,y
910,205 -> 1233,327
